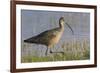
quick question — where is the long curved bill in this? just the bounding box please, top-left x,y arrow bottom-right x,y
65,22 -> 74,35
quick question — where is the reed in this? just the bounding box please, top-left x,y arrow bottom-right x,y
21,39 -> 90,63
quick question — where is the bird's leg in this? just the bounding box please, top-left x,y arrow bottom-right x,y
52,51 -> 64,55
45,46 -> 49,56
49,46 -> 54,53
50,49 -> 53,53
48,46 -> 64,55
51,46 -> 64,55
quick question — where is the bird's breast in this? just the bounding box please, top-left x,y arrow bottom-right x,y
48,29 -> 64,47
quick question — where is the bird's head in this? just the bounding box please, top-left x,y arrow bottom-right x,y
59,17 -> 65,27
59,17 -> 74,35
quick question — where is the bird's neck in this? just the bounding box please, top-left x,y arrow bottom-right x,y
59,23 -> 64,30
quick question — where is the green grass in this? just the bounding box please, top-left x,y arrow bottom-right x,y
21,39 -> 90,63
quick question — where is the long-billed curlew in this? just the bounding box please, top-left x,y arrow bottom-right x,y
24,17 -> 74,56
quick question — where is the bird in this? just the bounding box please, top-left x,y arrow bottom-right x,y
24,17 -> 74,56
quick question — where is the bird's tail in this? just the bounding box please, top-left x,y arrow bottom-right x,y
24,39 -> 31,43
24,37 -> 37,43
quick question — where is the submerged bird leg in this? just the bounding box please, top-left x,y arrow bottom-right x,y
45,46 -> 49,56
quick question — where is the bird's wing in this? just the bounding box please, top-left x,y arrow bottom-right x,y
24,28 -> 60,44
34,29 -> 57,39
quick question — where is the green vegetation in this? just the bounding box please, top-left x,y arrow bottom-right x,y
21,39 -> 90,63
